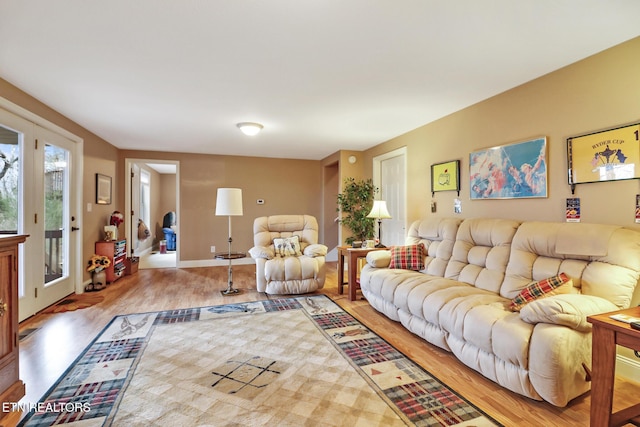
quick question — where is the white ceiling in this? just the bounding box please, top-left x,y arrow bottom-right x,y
1,1 -> 640,161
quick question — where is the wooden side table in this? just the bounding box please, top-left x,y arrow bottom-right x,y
337,246 -> 386,301
587,307 -> 640,426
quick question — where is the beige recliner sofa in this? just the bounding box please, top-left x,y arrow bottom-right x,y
360,217 -> 640,407
249,215 -> 328,294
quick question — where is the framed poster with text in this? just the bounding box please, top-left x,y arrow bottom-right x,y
567,122 -> 640,187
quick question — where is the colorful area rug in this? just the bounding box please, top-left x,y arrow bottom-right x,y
19,295 -> 500,426
41,293 -> 104,314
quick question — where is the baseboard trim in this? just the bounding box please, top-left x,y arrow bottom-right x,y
178,257 -> 256,268
616,353 -> 640,381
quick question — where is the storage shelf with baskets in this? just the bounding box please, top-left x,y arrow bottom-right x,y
95,239 -> 127,283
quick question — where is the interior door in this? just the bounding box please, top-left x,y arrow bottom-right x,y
375,148 -> 407,246
0,108 -> 78,320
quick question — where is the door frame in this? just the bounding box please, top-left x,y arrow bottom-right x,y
124,158 -> 180,265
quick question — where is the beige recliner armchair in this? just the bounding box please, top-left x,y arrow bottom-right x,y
249,215 -> 328,294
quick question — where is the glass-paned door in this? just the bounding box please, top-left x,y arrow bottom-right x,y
33,126 -> 77,314
0,108 -> 79,320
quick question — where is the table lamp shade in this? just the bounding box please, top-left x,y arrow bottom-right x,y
367,200 -> 392,219
215,188 -> 243,216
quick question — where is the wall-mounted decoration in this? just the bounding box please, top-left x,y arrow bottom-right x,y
470,137 -> 547,199
566,198 -> 581,222
96,173 -> 112,205
567,121 -> 640,193
431,160 -> 460,196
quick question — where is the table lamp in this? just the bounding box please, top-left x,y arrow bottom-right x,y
367,200 -> 392,248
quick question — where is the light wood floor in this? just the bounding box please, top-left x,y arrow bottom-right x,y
17,263 -> 640,426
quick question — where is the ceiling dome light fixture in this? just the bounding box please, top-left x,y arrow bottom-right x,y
236,122 -> 263,136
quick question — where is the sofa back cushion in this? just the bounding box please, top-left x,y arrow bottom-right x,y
405,217 -> 462,276
502,221 -> 640,308
253,215 -> 319,249
444,218 -> 521,293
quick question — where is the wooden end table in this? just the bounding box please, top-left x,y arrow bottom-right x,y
587,306 -> 640,426
337,246 -> 386,301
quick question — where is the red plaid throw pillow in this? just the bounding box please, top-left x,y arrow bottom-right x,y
389,244 -> 425,271
509,272 -> 572,312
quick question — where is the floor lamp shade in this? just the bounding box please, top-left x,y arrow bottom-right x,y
215,188 -> 243,216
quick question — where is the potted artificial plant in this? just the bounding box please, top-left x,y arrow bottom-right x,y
336,177 -> 376,245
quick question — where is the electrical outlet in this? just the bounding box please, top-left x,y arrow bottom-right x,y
210,246 -> 216,253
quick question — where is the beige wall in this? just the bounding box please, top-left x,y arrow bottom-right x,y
359,37 -> 640,363
0,78 -> 120,283
2,36 -> 639,281
0,78 -> 324,276
119,150 -> 323,261
362,37 -> 640,231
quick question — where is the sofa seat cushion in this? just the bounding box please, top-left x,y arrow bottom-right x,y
361,266 -> 454,321
446,301 -> 533,368
265,278 -> 322,295
446,334 -> 541,400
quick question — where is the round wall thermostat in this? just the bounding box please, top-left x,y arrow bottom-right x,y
348,155 -> 357,164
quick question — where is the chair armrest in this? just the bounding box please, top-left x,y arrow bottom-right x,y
303,244 -> 327,257
248,246 -> 275,260
519,294 -> 619,332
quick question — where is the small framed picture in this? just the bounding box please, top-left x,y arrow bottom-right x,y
431,160 -> 460,195
96,173 -> 112,205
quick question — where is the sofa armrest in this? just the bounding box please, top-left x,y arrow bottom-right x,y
248,245 -> 275,260
519,294 -> 619,332
366,250 -> 391,268
303,244 -> 327,257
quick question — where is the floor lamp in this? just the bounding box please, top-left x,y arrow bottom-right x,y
215,188 -> 244,295
367,200 -> 392,248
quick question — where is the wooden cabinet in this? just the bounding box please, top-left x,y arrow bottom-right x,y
0,235 -> 27,427
95,239 -> 127,283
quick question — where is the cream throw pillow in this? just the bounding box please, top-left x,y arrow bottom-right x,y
273,235 -> 302,257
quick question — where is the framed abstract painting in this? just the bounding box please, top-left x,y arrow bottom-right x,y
469,137 -> 547,199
